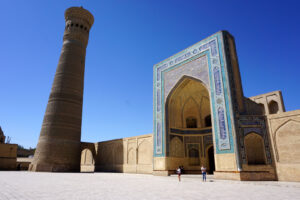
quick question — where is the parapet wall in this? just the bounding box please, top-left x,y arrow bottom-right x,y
80,134 -> 153,174
0,143 -> 17,170
250,91 -> 285,115
267,110 -> 300,181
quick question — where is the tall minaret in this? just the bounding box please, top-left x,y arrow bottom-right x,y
29,7 -> 94,172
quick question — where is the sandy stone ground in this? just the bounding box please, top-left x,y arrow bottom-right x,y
0,172 -> 300,200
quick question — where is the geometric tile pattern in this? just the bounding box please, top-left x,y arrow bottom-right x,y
153,31 -> 236,157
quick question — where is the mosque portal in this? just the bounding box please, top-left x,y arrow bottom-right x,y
152,31 -> 279,180
165,76 -> 214,173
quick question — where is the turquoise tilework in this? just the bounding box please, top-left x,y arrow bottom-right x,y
153,31 -> 235,157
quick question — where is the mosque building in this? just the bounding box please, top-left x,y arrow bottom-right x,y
24,7 -> 300,181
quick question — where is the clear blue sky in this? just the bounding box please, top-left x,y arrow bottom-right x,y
1,0 -> 299,148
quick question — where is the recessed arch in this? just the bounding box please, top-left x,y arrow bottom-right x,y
188,147 -> 200,166
166,76 -> 211,129
80,148 -> 94,165
127,148 -> 136,165
165,75 -> 213,168
166,75 -> 210,102
169,136 -> 184,157
244,133 -> 266,165
137,139 -> 152,164
186,117 -> 197,128
274,120 -> 300,163
182,96 -> 200,128
268,100 -> 279,114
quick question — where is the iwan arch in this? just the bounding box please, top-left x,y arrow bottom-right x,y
165,76 -> 214,173
152,31 -> 274,179
30,7 -> 300,182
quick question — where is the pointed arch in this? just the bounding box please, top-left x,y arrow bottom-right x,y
81,148 -> 94,165
182,96 -> 200,128
244,133 -> 266,165
166,76 -> 211,129
166,75 -> 210,102
137,139 -> 152,164
268,100 -> 279,114
274,120 -> 300,163
127,148 -> 136,165
188,147 -> 200,166
170,136 -> 184,157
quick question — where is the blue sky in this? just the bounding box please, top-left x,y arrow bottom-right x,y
1,0 -> 299,148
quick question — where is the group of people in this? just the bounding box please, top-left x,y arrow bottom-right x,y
176,165 -> 207,182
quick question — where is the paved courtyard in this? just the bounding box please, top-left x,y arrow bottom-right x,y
0,172 -> 300,200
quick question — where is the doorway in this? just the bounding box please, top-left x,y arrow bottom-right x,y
207,146 -> 215,174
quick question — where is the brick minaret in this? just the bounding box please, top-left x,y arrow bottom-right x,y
29,7 -> 94,172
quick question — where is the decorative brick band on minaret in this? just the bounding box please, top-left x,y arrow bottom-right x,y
29,7 -> 94,172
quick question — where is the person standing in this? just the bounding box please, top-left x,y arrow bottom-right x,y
177,166 -> 182,182
180,165 -> 184,174
201,165 -> 207,182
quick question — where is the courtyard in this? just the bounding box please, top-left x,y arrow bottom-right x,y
0,172 -> 300,200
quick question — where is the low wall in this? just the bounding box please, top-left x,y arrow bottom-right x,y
94,134 -> 153,174
0,143 -> 17,170
267,110 -> 300,181
214,171 -> 276,181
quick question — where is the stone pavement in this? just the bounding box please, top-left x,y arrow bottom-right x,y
0,172 -> 300,200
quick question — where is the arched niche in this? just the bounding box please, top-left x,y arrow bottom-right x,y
169,136 -> 184,157
244,133 -> 266,165
81,148 -> 94,165
127,148 -> 136,165
183,97 -> 200,128
166,76 -> 211,129
275,120 -> 300,163
137,139 -> 152,165
268,100 -> 279,114
186,117 -> 197,128
188,147 -> 200,166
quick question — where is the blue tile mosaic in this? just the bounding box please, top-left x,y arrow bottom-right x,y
153,31 -> 235,157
